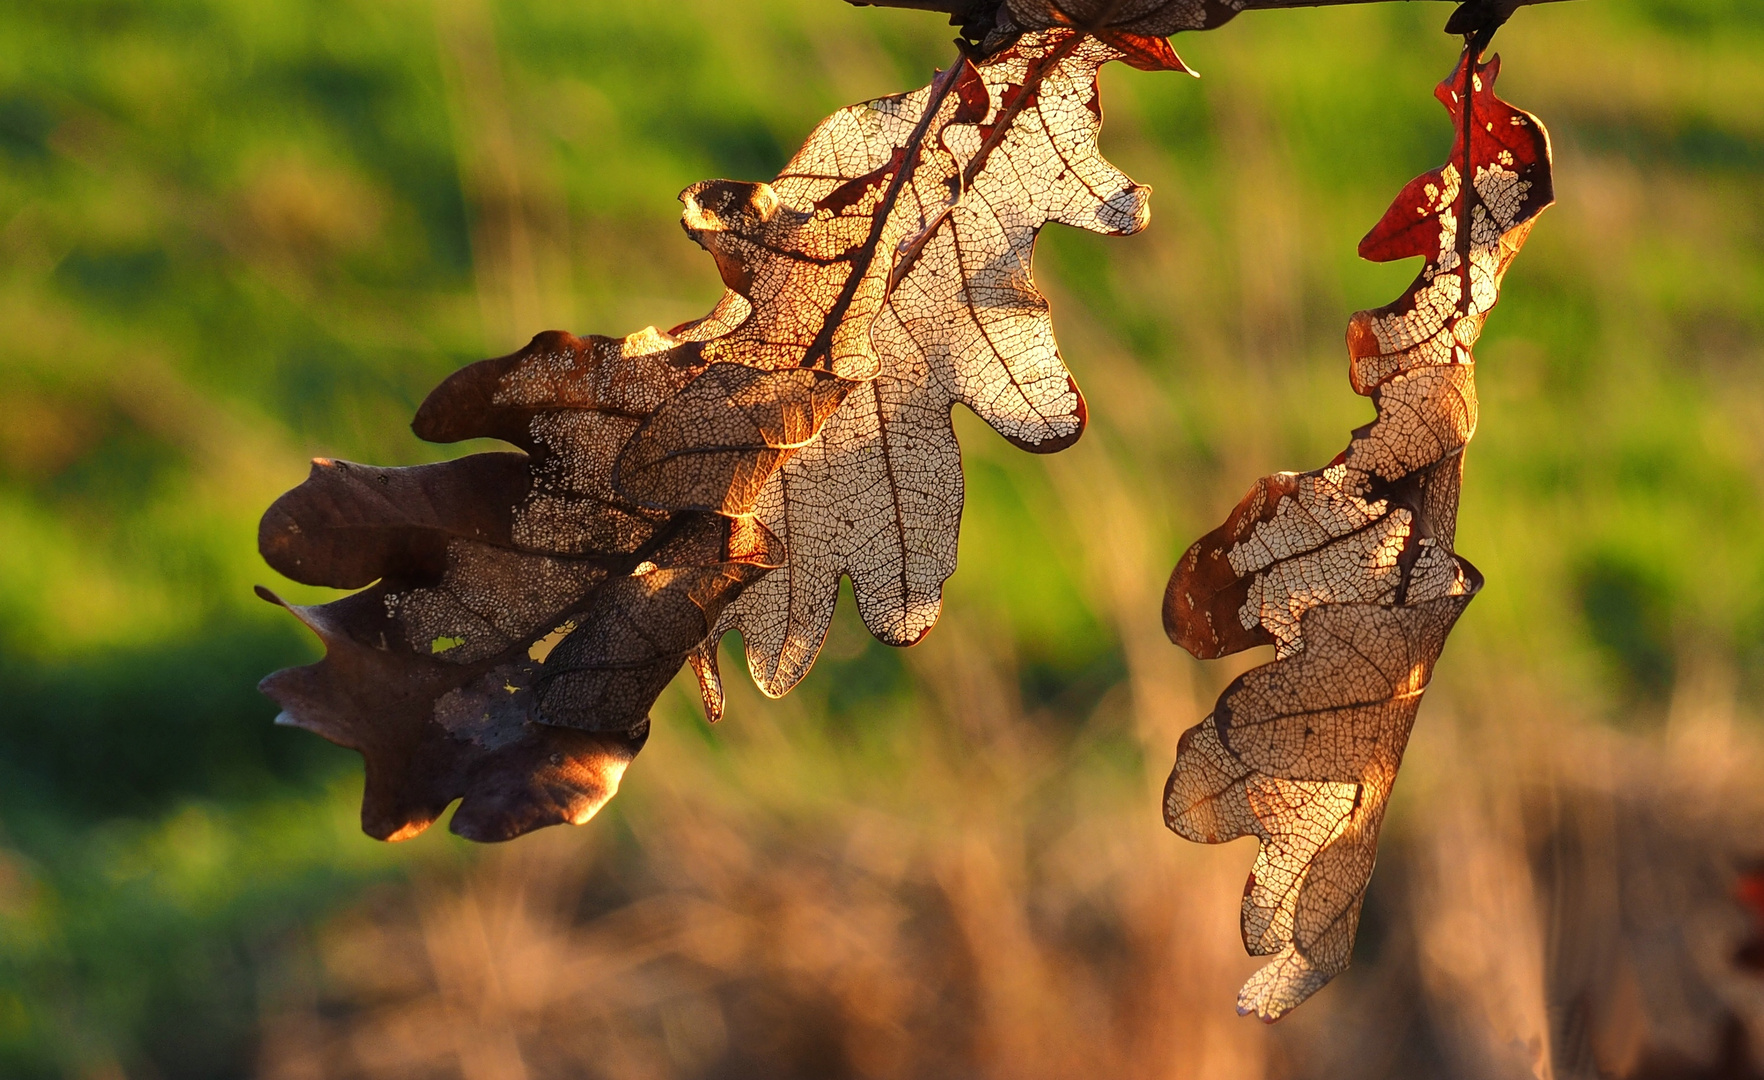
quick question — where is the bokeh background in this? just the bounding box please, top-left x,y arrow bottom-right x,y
2,0 -> 1762,1076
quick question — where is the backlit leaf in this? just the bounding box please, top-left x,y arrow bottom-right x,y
1161,46 -> 1553,1020
714,32 -> 1151,696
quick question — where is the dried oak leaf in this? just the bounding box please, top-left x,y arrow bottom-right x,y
710,30 -> 1160,697
258,344 -> 782,840
1161,48 -> 1552,1019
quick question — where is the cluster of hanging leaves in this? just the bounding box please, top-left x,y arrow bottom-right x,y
261,0 -> 1561,1022
257,25 -> 1188,843
1160,47 -> 1553,1020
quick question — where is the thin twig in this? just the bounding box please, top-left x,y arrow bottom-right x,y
843,0 -> 1576,21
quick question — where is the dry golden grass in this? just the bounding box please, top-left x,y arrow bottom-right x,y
251,433 -> 1764,1078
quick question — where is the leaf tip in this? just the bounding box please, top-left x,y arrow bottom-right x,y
1102,32 -> 1193,75
380,820 -> 433,843
689,639 -> 727,724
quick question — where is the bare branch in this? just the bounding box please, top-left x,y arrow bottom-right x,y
843,0 -> 1576,39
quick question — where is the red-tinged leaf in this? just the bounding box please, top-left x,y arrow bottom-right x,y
1359,56 -> 1552,264
1096,30 -> 1193,73
1162,46 -> 1552,1020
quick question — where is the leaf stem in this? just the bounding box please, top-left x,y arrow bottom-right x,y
801,57 -> 969,371
887,29 -> 1087,289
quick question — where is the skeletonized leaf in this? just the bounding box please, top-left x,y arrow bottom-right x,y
1161,47 -> 1552,1019
715,32 -> 1154,697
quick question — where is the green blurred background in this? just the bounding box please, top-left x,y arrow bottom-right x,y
1,1 -> 1761,1077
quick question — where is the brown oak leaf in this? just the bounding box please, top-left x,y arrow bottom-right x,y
713,31 -> 1156,697
257,326 -> 783,844
1161,47 -> 1552,1019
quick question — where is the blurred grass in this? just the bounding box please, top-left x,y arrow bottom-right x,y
0,0 -> 1761,1076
